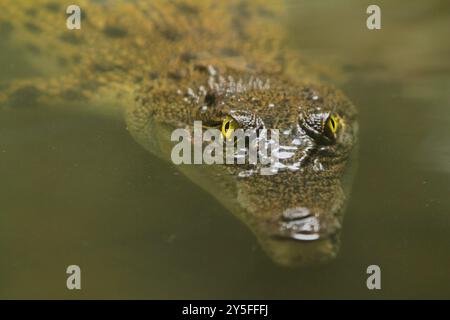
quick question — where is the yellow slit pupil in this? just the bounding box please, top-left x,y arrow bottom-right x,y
327,115 -> 339,134
221,116 -> 238,139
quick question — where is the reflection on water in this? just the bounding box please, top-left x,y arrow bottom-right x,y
1,0 -> 450,298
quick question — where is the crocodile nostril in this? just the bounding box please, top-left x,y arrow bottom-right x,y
282,207 -> 311,220
279,207 -> 320,241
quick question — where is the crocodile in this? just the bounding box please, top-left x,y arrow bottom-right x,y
0,0 -> 358,267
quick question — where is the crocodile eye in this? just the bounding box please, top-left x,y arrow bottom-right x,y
324,114 -> 339,139
221,115 -> 239,139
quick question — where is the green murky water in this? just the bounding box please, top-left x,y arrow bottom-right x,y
0,1 -> 449,299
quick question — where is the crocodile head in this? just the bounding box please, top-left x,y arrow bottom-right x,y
127,67 -> 358,267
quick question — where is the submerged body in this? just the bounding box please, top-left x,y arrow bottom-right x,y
0,0 -> 357,266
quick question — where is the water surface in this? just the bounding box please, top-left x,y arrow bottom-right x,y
0,0 -> 449,298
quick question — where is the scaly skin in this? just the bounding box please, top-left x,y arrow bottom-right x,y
0,0 -> 358,267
